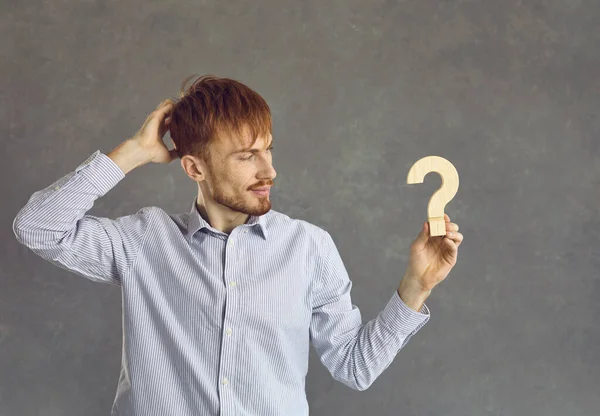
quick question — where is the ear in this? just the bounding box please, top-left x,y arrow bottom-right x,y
181,155 -> 207,182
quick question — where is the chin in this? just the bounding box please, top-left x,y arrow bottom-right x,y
245,200 -> 271,216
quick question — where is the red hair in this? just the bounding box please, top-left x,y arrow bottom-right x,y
169,74 -> 272,164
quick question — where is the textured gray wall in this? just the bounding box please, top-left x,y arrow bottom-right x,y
3,1 -> 599,415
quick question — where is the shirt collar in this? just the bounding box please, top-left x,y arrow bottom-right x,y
186,198 -> 269,240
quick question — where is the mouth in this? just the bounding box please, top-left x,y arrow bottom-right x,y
251,187 -> 271,197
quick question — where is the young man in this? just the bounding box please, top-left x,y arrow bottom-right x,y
13,75 -> 463,416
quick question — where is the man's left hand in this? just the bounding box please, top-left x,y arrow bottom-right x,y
402,213 -> 463,292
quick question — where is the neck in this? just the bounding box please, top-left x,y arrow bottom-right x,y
195,195 -> 249,235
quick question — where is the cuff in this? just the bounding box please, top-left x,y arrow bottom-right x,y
379,289 -> 430,339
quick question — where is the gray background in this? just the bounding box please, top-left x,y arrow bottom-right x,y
2,0 -> 599,415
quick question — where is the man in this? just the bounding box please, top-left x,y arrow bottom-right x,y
13,75 -> 463,416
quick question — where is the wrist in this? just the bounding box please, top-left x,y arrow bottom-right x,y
107,139 -> 152,174
398,276 -> 431,312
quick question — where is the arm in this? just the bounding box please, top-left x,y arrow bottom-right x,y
309,231 -> 430,391
13,100 -> 178,285
12,145 -> 152,285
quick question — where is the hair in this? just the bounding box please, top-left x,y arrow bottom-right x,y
169,74 -> 272,165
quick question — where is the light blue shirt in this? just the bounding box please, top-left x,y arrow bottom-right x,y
13,150 -> 430,416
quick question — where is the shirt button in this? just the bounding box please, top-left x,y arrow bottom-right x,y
229,281 -> 237,287
222,377 -> 229,385
226,328 -> 232,336
228,238 -> 234,247
54,186 -> 60,190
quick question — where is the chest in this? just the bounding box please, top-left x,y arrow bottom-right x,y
125,231 -> 318,334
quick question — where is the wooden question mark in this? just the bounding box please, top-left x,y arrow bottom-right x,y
407,156 -> 459,237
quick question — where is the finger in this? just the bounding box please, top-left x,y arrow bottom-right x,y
153,109 -> 173,130
446,231 -> 463,244
414,221 -> 430,246
445,230 -> 460,237
158,98 -> 175,107
445,237 -> 458,254
444,213 -> 450,223
149,109 -> 170,129
446,222 -> 459,232
160,102 -> 174,115
155,100 -> 174,116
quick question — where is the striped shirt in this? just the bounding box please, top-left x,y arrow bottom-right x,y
12,150 -> 430,416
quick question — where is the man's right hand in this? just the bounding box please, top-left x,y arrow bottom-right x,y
108,99 -> 179,174
131,99 -> 178,165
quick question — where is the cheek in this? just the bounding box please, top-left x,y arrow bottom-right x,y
221,174 -> 251,194
223,160 -> 257,189
236,167 -> 257,188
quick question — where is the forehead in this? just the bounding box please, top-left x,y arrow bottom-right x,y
215,129 -> 273,155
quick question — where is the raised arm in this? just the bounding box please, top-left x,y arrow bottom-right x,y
13,100 -> 178,285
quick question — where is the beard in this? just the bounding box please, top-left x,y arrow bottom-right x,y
211,178 -> 272,217
202,156 -> 273,217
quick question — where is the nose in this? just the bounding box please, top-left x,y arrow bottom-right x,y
263,164 -> 277,182
259,158 -> 277,182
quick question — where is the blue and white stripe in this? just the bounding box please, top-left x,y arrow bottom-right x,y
13,150 -> 430,416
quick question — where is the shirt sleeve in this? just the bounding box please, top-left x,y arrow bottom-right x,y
309,230 -> 431,391
12,150 -> 154,286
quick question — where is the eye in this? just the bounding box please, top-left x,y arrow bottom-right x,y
240,147 -> 274,161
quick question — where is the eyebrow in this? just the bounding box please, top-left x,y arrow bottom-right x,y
232,138 -> 274,155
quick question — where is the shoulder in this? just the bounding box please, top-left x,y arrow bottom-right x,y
114,205 -> 188,235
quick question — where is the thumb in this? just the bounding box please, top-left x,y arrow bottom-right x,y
414,221 -> 429,247
421,221 -> 431,239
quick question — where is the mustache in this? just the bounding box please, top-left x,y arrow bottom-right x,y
249,181 -> 274,190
